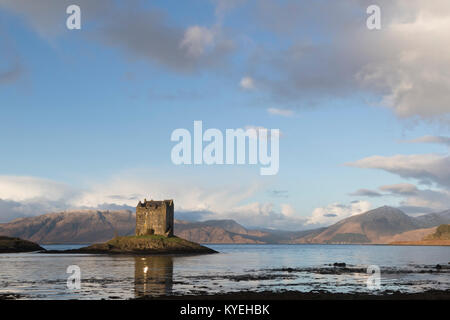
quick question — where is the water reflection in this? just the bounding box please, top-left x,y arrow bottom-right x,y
134,256 -> 173,297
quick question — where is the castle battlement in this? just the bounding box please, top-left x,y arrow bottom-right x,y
136,199 -> 174,237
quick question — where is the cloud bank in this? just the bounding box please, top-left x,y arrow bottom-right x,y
1,0 -> 449,122
0,174 -> 307,229
347,136 -> 450,214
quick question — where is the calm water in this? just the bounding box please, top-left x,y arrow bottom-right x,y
0,244 -> 449,299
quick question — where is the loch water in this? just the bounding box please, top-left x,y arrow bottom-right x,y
0,244 -> 449,299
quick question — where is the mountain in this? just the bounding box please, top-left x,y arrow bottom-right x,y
414,210 -> 450,228
174,220 -> 325,243
0,210 -> 279,244
174,219 -> 269,243
292,206 -> 450,244
0,206 -> 449,244
0,210 -> 136,244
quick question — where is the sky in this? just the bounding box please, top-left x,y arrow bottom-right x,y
0,0 -> 449,229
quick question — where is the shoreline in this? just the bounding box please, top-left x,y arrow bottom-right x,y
135,289 -> 450,300
389,240 -> 450,246
3,289 -> 449,301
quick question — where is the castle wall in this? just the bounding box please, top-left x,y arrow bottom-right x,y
166,204 -> 174,236
136,200 -> 174,236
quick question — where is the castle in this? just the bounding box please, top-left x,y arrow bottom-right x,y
136,199 -> 174,237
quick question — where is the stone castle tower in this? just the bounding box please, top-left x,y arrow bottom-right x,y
136,199 -> 174,237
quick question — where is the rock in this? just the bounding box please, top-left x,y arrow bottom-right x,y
436,264 -> 442,270
333,262 -> 346,267
0,236 -> 44,253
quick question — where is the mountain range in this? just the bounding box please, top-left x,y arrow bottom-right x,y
0,206 -> 448,244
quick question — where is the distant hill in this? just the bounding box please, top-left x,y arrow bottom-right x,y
390,224 -> 450,246
414,210 -> 450,228
0,210 -> 135,244
292,206 -> 450,244
424,224 -> 450,240
0,206 -> 449,244
174,220 -> 325,243
174,219 -> 269,243
0,210 -> 280,244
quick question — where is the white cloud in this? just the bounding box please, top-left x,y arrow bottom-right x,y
267,108 -> 294,117
75,172 -> 307,229
0,171 -> 264,221
224,201 -> 306,230
74,171 -> 262,215
251,0 -> 450,123
180,26 -> 215,57
0,172 -> 312,230
280,203 -> 295,217
2,1 -> 450,121
379,183 -> 418,195
349,188 -> 383,197
0,175 -> 80,222
306,200 -> 371,226
346,154 -> 450,188
356,4 -> 450,120
239,76 -> 255,90
378,183 -> 450,214
398,188 -> 450,213
401,135 -> 450,147
0,175 -> 73,202
0,1 -> 234,72
347,147 -> 450,214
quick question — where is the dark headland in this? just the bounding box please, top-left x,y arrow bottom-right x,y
0,236 -> 44,253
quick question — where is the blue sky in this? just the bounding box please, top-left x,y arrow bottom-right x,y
0,0 -> 449,229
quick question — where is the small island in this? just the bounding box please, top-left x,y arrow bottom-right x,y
47,235 -> 216,255
0,236 -> 44,253
46,199 -> 217,255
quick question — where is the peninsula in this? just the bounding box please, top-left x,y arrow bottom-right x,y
0,236 -> 44,253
